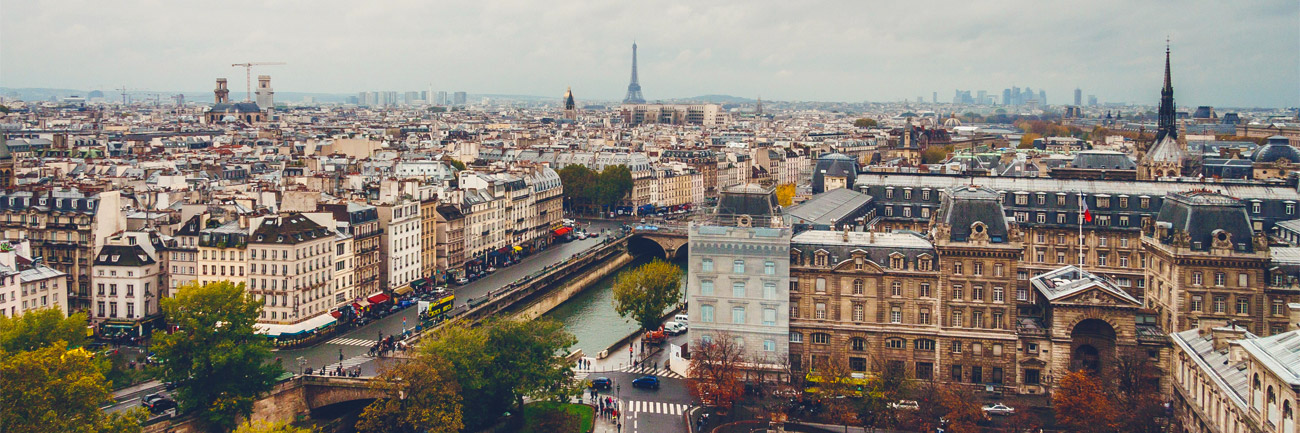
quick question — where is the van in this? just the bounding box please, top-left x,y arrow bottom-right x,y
674,314 -> 689,323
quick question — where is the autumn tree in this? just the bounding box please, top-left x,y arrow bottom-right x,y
0,308 -> 89,354
445,158 -> 466,171
0,345 -> 145,433
853,118 -> 878,128
774,183 -> 796,207
859,360 -> 910,431
1110,349 -> 1167,433
936,386 -> 985,433
921,145 -> 952,164
1054,370 -> 1118,433
611,259 -> 683,331
1005,409 -> 1042,433
1019,133 -> 1042,149
234,421 -> 316,433
422,318 -> 577,430
687,332 -> 746,413
152,282 -> 283,433
356,354 -> 463,433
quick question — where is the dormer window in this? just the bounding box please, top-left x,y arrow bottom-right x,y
110,255 -> 120,262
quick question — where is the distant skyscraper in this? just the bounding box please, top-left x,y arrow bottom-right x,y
1002,89 -> 1011,106
1073,88 -> 1082,106
1039,90 -> 1047,105
623,43 -> 646,104
932,92 -> 938,104
1088,95 -> 1098,106
976,90 -> 987,105
453,91 -> 467,105
436,91 -> 448,106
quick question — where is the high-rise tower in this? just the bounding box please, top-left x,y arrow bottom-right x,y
1155,43 -> 1177,142
623,43 -> 646,104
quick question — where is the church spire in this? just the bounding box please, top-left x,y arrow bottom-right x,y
1156,41 -> 1177,142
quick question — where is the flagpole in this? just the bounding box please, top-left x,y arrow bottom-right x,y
1078,190 -> 1085,267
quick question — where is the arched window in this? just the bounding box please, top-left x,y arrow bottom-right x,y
1255,374 -> 1264,410
850,337 -> 867,352
1269,386 -> 1278,427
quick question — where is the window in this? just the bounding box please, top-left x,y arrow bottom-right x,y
1215,272 -> 1226,286
701,305 -> 715,322
1214,296 -> 1227,314
919,283 -> 931,298
812,333 -> 830,344
853,304 -> 865,322
973,262 -> 984,276
1027,343 -> 1039,353
885,338 -> 905,349
992,344 -> 1003,356
972,311 -> 984,328
1057,252 -> 1066,264
1273,299 -> 1286,316
109,284 -> 117,296
1025,369 -> 1041,385
851,357 -> 868,372
790,301 -> 800,318
890,307 -> 902,323
919,308 -> 931,324
972,286 -> 984,301
1191,296 -> 1203,312
815,278 -> 826,293
953,262 -> 963,275
1236,298 -> 1250,315
1239,273 -> 1249,287
1017,287 -> 1028,301
763,308 -> 776,326
763,282 -> 776,299
126,285 -> 134,297
1036,250 -> 1045,262
952,285 -> 963,300
1098,254 -> 1108,266
733,260 -> 745,273
992,312 -> 1004,329
851,337 -> 867,351
763,339 -> 776,352
815,302 -> 827,319
1120,255 -> 1130,268
915,339 -> 935,350
790,332 -> 803,343
991,367 -> 1004,384
1193,272 -> 1204,286
702,259 -> 713,272
891,281 -> 902,297
701,280 -> 714,295
951,341 -> 963,353
732,281 -> 745,297
950,365 -> 962,381
853,279 -> 864,295
764,261 -> 775,275
951,310 -> 963,327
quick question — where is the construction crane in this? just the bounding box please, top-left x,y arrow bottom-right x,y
118,86 -> 129,105
231,62 -> 285,102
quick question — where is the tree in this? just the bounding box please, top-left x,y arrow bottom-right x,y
558,165 -> 598,211
774,183 -> 796,207
233,421 -> 316,433
356,354 -> 463,433
422,318 -> 577,430
151,282 -> 283,433
596,165 -> 633,208
1005,409 -> 1042,433
1054,370 -> 1117,433
446,158 -> 466,171
0,345 -> 145,433
1110,349 -> 1167,433
935,386 -> 984,433
921,145 -> 951,164
611,260 -> 683,331
853,118 -> 878,128
687,332 -> 745,413
0,308 -> 88,354
1019,133 -> 1041,149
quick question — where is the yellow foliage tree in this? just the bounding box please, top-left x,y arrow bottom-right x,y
775,183 -> 795,207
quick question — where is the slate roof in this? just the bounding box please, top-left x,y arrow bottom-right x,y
1030,265 -> 1140,304
94,244 -> 156,267
716,183 -> 779,218
1239,330 -> 1300,385
785,188 -> 873,228
811,152 -> 859,194
1143,135 -> 1188,164
791,230 -> 935,269
251,213 -> 332,245
1171,326 -> 1254,408
936,186 -> 1011,243
1251,136 -> 1300,163
1069,150 -> 1137,170
1154,191 -> 1256,252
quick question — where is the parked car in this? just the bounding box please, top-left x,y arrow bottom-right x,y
982,403 -> 1015,416
631,375 -> 660,390
486,267 -> 496,273
664,321 -> 687,336
456,278 -> 470,285
890,400 -> 920,410
590,377 -> 612,390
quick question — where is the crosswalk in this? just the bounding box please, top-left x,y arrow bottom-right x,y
316,355 -> 371,373
619,365 -> 685,379
623,400 -> 689,416
327,337 -> 378,347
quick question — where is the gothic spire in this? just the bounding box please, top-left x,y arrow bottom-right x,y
1156,41 -> 1177,142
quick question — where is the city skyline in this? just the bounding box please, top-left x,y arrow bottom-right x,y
1,0 -> 1297,108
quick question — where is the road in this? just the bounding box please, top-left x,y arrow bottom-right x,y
582,317 -> 694,433
101,219 -> 625,415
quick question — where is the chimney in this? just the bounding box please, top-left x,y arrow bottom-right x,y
1289,303 -> 1300,332
1208,320 -> 1247,353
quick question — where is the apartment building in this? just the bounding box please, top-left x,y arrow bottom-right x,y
91,232 -> 164,337
0,189 -> 126,311
247,213 -> 335,325
435,204 -> 466,280
1170,321 -> 1300,433
376,200 -> 422,295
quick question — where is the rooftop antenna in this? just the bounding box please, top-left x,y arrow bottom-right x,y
118,86 -> 129,105
231,62 -> 286,102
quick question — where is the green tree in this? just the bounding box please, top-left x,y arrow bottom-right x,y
422,319 -> 577,430
921,145 -> 950,164
356,354 -> 463,433
233,421 -> 316,433
853,118 -> 878,128
558,165 -> 598,211
596,165 -> 633,208
611,260 -> 683,331
446,158 -> 466,171
0,345 -> 145,433
152,282 -> 283,433
0,308 -> 88,354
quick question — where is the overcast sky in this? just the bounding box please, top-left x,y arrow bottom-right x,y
2,0 -> 1297,107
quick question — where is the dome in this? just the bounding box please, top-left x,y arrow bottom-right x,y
1252,136 -> 1300,163
943,115 -> 962,127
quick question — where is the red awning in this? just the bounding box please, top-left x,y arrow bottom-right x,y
553,226 -> 573,236
330,310 -> 342,319
352,302 -> 365,311
367,294 -> 391,304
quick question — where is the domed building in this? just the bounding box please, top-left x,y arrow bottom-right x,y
1250,136 -> 1300,180
810,152 -> 858,194
942,113 -> 962,128
204,78 -> 266,124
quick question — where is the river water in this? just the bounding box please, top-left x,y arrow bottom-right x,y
544,253 -> 688,357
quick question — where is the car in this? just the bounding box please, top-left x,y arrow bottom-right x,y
890,400 -> 920,410
147,397 -> 177,413
164,381 -> 180,391
456,278 -> 469,285
486,267 -> 496,273
674,314 -> 689,323
631,375 -> 660,390
982,403 -> 1015,416
590,377 -> 612,390
664,321 -> 687,336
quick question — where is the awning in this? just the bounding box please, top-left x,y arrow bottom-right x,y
513,246 -> 523,252
352,301 -> 368,311
255,314 -> 337,337
330,310 -> 342,319
368,293 -> 391,304
393,286 -> 413,296
553,226 -> 573,236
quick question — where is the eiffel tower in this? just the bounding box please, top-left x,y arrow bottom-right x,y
623,43 -> 646,104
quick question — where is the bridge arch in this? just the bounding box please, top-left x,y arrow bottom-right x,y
628,235 -> 668,258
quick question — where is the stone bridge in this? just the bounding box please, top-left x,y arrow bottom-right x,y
143,376 -> 386,433
629,225 -> 689,259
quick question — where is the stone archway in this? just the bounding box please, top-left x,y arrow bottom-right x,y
1070,318 -> 1116,372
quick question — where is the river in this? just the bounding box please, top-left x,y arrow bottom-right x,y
544,253 -> 688,357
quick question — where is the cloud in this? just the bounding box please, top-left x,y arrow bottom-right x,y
1,0 -> 1296,107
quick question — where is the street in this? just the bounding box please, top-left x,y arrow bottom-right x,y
581,316 -> 695,433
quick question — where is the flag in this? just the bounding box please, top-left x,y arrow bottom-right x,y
1080,195 -> 1093,223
